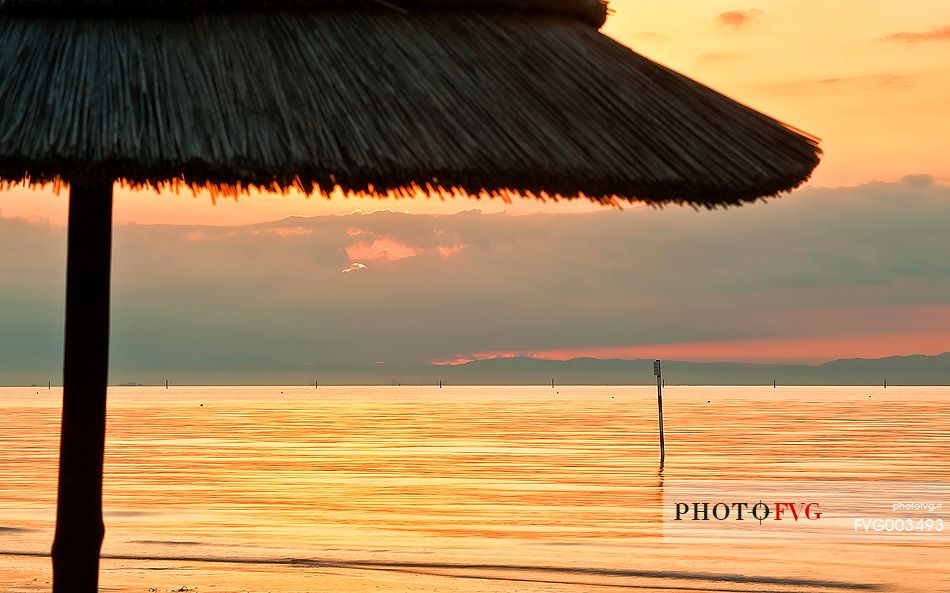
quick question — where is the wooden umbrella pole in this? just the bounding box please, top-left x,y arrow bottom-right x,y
52,179 -> 114,593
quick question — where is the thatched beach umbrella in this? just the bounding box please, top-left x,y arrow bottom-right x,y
0,0 -> 819,590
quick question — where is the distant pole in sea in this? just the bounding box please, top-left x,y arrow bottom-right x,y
654,360 -> 665,466
439,379 -> 442,389
315,379 -> 318,389
773,379 -> 776,388
884,379 -> 887,389
165,379 -> 168,390
552,378 -> 555,389
49,380 -> 52,390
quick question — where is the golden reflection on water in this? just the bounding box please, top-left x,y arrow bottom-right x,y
1,386 -> 948,592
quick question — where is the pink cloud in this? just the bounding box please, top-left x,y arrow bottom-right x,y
436,244 -> 465,258
260,226 -> 312,237
431,358 -> 473,366
696,52 -> 739,66
184,230 -> 239,241
883,25 -> 950,42
433,351 -> 519,366
635,31 -> 666,42
345,238 -> 419,262
717,9 -> 761,29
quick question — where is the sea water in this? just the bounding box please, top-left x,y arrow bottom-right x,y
1,385 -> 948,592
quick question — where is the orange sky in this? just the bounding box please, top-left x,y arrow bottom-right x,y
604,1 -> 950,189
2,0 -> 948,226
0,2 -> 947,368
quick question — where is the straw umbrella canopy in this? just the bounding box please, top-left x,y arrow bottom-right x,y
0,0 -> 820,591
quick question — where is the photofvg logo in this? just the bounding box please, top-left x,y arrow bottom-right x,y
662,480 -> 948,542
853,501 -> 944,535
674,501 -> 822,524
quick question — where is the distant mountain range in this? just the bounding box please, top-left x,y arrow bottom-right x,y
419,353 -> 949,386
13,353 -> 948,387
169,352 -> 944,386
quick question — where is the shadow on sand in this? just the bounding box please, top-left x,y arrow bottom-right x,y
3,551 -> 882,591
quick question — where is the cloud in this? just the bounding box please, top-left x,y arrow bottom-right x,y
345,238 -> 419,262
262,226 -> 312,237
763,73 -> 914,95
882,25 -> 950,43
633,31 -> 666,42
342,263 -> 367,274
1,177 -> 948,383
716,9 -> 761,30
436,244 -> 465,258
818,74 -> 912,90
696,52 -> 739,66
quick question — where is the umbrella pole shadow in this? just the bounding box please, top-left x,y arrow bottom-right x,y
51,180 -> 114,593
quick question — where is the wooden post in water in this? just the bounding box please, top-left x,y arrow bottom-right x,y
773,379 -> 776,389
654,360 -> 665,465
551,378 -> 555,389
439,379 -> 442,389
165,379 -> 168,390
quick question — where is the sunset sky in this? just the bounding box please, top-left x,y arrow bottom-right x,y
3,0 -> 949,225
0,1 -> 948,379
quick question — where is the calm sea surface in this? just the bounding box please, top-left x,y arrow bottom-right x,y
1,386 -> 948,592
